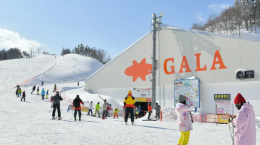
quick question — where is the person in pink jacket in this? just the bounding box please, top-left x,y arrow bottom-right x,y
231,93 -> 256,145
175,94 -> 195,145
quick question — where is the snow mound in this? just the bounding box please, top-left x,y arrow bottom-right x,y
25,54 -> 103,86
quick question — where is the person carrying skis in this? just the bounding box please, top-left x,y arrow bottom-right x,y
17,88 -> 22,97
31,85 -> 36,94
155,103 -> 161,120
229,93 -> 256,145
53,84 -> 56,92
37,87 -> 40,95
46,90 -> 49,99
41,88 -> 45,100
21,90 -> 26,101
73,95 -> 84,121
87,101 -> 93,116
102,99 -> 108,119
123,90 -> 136,125
113,108 -> 119,119
93,102 -> 101,117
175,94 -> 195,145
147,102 -> 152,120
51,91 -> 63,120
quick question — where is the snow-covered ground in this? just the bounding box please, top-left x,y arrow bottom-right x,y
0,55 -> 259,145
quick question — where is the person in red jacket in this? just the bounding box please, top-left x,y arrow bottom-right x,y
21,91 -> 26,101
73,95 -> 84,121
147,102 -> 152,120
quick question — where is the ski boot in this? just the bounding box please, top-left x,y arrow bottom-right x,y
58,117 -> 62,120
132,122 -> 134,125
125,122 -> 127,125
79,118 -> 82,121
74,118 -> 77,121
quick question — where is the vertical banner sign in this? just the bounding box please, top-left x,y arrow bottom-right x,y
174,79 -> 200,108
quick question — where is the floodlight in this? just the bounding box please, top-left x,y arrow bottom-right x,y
160,11 -> 164,16
156,17 -> 161,22
152,13 -> 156,17
155,24 -> 159,28
152,19 -> 155,24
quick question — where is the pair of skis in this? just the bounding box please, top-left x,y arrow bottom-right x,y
228,122 -> 235,145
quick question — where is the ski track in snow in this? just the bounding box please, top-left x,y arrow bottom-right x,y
0,55 -> 260,145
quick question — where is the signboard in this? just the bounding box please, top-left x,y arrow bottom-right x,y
219,115 -> 229,123
214,94 -> 231,101
202,114 -> 218,123
136,97 -> 152,102
174,79 -> 200,107
216,104 -> 233,115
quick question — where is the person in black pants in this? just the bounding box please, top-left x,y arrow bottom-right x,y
21,91 -> 26,101
51,91 -> 63,120
31,85 -> 36,94
124,90 -> 136,125
73,95 -> 84,121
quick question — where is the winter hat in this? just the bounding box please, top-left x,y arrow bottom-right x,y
76,95 -> 79,99
128,90 -> 132,94
56,91 -> 59,94
178,94 -> 186,103
234,93 -> 246,104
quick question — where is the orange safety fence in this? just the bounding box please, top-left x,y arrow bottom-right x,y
5,75 -> 37,90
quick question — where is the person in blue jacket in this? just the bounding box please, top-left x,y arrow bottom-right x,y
138,105 -> 142,116
41,88 -> 45,100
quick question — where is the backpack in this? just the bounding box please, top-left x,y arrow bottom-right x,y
73,99 -> 80,108
53,95 -> 60,105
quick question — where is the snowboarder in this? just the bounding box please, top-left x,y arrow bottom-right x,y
93,102 -> 101,117
41,88 -> 45,100
229,93 -> 256,145
73,95 -> 84,121
123,90 -> 136,125
113,108 -> 119,119
17,88 -> 22,97
41,81 -> 44,86
155,103 -> 161,120
147,102 -> 152,120
53,84 -> 56,92
102,99 -> 108,119
51,91 -> 63,120
46,90 -> 49,99
37,87 -> 39,95
21,91 -> 26,101
175,94 -> 195,145
87,101 -> 93,116
31,85 -> 36,94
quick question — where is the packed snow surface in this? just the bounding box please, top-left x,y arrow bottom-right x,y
0,55 -> 259,145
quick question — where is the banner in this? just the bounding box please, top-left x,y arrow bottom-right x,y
214,94 -> 231,101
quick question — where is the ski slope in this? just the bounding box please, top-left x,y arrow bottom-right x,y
0,55 -> 259,145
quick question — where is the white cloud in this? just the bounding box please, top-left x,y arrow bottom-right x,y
0,28 -> 44,52
208,4 -> 231,13
196,12 -> 206,22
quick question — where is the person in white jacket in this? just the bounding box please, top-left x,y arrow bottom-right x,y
87,101 -> 93,116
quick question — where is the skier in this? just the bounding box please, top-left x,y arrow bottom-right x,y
93,102 -> 101,117
230,93 -> 256,145
73,95 -> 84,121
41,81 -> 44,86
113,108 -> 119,119
175,94 -> 195,145
102,99 -> 108,119
41,88 -> 45,100
87,101 -> 93,116
21,90 -> 26,101
46,90 -> 49,99
37,87 -> 39,95
107,104 -> 113,117
155,103 -> 161,120
147,102 -> 152,120
123,90 -> 136,125
31,85 -> 36,94
17,88 -> 22,97
51,91 -> 63,120
138,105 -> 142,116
53,84 -> 56,92
135,105 -> 139,119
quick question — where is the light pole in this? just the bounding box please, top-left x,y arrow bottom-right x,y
151,12 -> 163,109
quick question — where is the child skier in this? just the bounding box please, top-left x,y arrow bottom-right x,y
73,95 -> 84,121
93,102 -> 101,117
113,108 -> 120,119
21,91 -> 26,101
135,106 -> 139,119
147,102 -> 152,120
37,87 -> 39,95
46,90 -> 49,99
41,88 -> 45,100
175,94 -> 195,145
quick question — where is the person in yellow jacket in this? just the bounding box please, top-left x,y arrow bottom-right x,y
123,90 -> 136,125
17,88 -> 22,97
113,108 -> 120,119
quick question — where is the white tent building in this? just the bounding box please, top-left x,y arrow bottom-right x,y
85,25 -> 260,115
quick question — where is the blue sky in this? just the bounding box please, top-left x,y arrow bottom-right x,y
0,0 -> 233,58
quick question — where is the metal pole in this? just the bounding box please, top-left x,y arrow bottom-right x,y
152,13 -> 157,109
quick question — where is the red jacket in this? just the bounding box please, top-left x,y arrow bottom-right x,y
107,106 -> 112,111
148,105 -> 152,111
73,99 -> 84,110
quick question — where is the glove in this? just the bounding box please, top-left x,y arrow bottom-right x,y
229,116 -> 234,123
